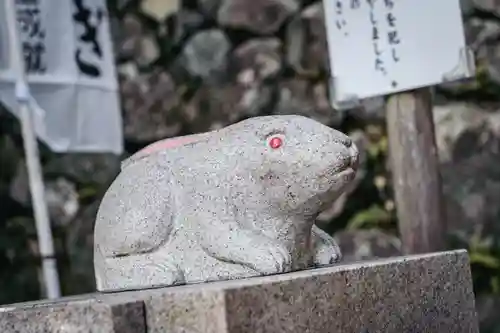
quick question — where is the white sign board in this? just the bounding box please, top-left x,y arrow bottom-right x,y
0,0 -> 123,154
324,0 -> 475,109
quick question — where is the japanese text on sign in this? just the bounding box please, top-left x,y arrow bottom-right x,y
325,0 -> 474,107
334,0 -> 402,87
73,0 -> 105,78
16,0 -> 47,73
384,0 -> 400,87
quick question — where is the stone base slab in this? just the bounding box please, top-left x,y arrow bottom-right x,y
0,250 -> 479,333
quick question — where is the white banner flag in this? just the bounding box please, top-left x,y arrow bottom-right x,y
0,0 -> 123,154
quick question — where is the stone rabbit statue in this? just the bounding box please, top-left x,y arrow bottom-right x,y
94,115 -> 359,292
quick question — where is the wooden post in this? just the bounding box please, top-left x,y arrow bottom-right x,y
385,88 -> 447,254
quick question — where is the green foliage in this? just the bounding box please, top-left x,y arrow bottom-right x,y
366,135 -> 388,160
450,230 -> 500,297
346,204 -> 393,231
77,186 -> 99,201
335,123 -> 398,233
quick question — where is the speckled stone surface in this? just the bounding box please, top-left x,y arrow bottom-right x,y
0,250 -> 478,333
93,115 -> 359,292
222,250 -> 478,333
0,294 -> 145,333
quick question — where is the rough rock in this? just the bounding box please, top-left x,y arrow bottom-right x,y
180,29 -> 231,80
441,149 -> 500,237
217,0 -> 299,35
111,14 -> 159,66
438,18 -> 500,92
9,162 -> 79,226
45,178 -> 79,228
198,0 -> 222,17
140,0 -> 180,21
471,0 -> 500,17
232,38 -> 283,82
465,18 -> 500,51
183,82 -> 275,133
467,18 -> 500,86
461,0 -> 475,15
114,14 -> 143,61
433,103 -> 500,237
180,37 -> 284,130
136,34 -> 160,67
43,154 -> 121,187
333,229 -> 402,263
167,9 -> 205,45
120,69 -> 184,142
286,2 -> 329,75
478,41 -> 500,87
433,103 -> 500,163
113,0 -> 135,12
275,78 -> 342,127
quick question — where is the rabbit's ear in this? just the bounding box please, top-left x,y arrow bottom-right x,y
141,135 -> 201,154
120,133 -> 212,170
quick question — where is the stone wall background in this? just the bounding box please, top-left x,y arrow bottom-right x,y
0,0 -> 500,331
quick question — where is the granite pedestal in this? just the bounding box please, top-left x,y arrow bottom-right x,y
0,250 -> 479,333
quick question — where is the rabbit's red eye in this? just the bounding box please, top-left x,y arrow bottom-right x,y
269,136 -> 283,149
